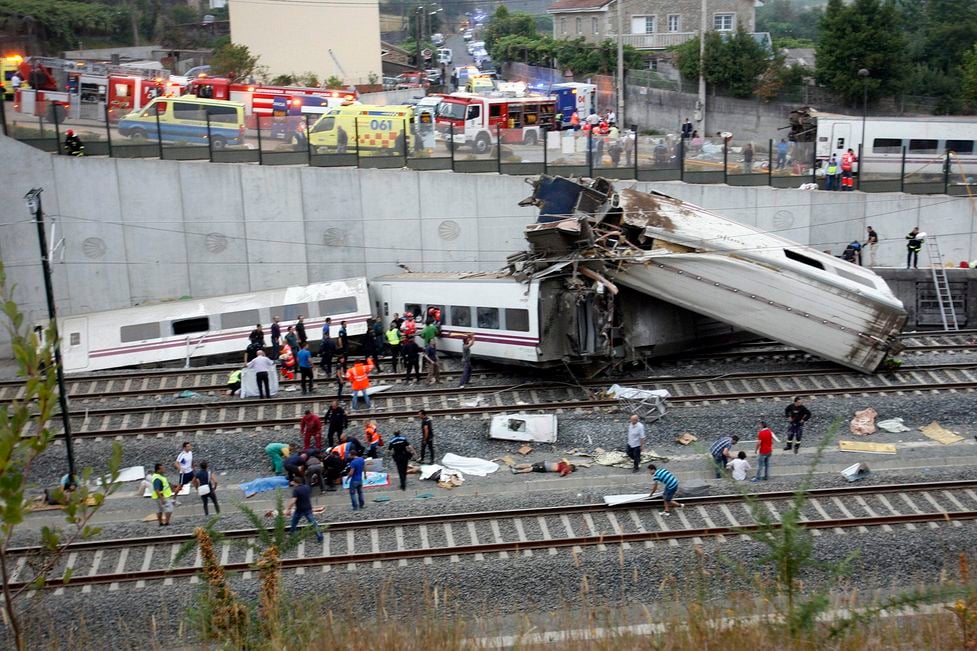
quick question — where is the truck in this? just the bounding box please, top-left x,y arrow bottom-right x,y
435,92 -> 556,153
549,82 -> 596,125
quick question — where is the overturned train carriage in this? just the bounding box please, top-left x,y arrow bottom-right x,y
518,176 -> 907,373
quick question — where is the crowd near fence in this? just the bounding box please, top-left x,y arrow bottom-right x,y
3,97 -> 976,197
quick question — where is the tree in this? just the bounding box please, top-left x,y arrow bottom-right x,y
0,0 -> 123,52
0,261 -> 121,651
964,43 -> 977,101
674,30 -> 777,99
756,0 -> 823,43
210,42 -> 260,83
815,0 -> 907,105
484,5 -> 538,55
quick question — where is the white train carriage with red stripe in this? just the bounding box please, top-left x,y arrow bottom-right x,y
57,278 -> 371,372
371,272 -> 743,366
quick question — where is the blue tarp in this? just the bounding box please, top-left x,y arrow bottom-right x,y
240,476 -> 290,498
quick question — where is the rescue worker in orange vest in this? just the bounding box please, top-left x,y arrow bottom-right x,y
345,358 -> 375,410
841,148 -> 857,191
279,343 -> 296,380
364,420 -> 383,458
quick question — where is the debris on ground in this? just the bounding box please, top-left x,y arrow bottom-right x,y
919,421 -> 964,445
841,462 -> 871,482
877,418 -> 910,433
489,414 -> 557,443
838,440 -> 897,454
517,445 -> 533,456
594,449 -> 668,468
563,448 -> 593,457
177,390 -> 200,398
607,385 -> 670,422
265,506 -> 326,517
675,432 -> 698,446
492,455 -> 517,467
849,407 -> 878,435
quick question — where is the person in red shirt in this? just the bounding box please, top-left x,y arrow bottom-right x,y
752,419 -> 775,482
300,409 -> 322,450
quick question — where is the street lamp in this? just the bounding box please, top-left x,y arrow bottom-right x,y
858,68 -> 869,152
24,188 -> 76,482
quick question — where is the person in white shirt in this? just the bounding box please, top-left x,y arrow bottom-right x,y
247,350 -> 276,398
626,414 -> 645,473
728,450 -> 751,481
174,441 -> 193,496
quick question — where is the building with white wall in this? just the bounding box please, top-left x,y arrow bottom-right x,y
229,0 -> 382,85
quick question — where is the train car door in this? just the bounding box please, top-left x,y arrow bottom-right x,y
831,122 -> 851,159
378,284 -> 392,318
61,317 -> 89,371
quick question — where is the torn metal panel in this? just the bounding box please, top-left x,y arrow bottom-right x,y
489,414 -> 558,443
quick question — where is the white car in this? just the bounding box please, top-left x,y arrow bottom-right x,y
468,40 -> 484,55
431,33 -> 445,46
438,48 -> 452,65
463,29 -> 474,41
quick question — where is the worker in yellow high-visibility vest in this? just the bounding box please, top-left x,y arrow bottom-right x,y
150,463 -> 175,527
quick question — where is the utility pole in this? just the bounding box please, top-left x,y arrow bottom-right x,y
416,8 -> 423,73
616,0 -> 624,127
24,188 -> 76,482
697,0 -> 707,136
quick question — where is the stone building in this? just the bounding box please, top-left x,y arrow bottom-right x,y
547,0 -> 757,50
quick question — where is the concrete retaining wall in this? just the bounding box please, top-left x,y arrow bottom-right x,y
2,133 -> 976,351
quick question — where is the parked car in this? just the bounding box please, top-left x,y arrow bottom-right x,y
395,72 -> 430,89
431,32 -> 445,46
383,76 -> 400,91
463,29 -> 474,41
425,68 -> 442,84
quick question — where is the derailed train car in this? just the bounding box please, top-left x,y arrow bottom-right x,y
372,271 -> 745,366
516,176 -> 907,373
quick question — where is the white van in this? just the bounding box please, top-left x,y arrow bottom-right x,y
438,48 -> 452,65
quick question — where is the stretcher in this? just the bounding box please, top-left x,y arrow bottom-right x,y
607,385 -> 670,422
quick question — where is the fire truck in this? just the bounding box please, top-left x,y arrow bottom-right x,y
434,92 -> 556,154
184,77 -> 358,128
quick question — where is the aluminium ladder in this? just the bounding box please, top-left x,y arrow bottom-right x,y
926,237 -> 959,331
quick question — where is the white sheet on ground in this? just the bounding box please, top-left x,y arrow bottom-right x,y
241,366 -> 280,398
96,465 -> 145,485
441,453 -> 499,476
489,414 -> 557,443
607,385 -> 671,401
419,464 -> 444,480
604,491 -> 662,506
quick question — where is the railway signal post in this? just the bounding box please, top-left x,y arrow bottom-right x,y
25,188 -> 76,481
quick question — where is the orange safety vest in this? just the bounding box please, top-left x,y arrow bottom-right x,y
345,361 -> 374,390
364,423 -> 381,445
331,444 -> 347,460
841,152 -> 855,171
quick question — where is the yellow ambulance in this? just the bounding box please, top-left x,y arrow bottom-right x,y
309,104 -> 414,155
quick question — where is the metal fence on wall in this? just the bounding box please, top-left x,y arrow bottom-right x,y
3,99 -> 975,197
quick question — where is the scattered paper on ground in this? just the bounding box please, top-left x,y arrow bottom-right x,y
877,418 -> 910,433
838,440 -> 897,454
493,455 -> 516,467
849,408 -> 878,436
919,421 -> 964,445
675,432 -> 698,446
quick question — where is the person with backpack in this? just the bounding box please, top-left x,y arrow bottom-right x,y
192,461 -> 220,516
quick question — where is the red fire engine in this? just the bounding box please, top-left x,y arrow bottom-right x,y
434,92 -> 556,154
185,77 -> 358,127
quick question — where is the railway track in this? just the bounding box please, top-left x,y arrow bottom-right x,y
9,480 -> 977,592
2,332 -> 974,405
33,361 -> 977,440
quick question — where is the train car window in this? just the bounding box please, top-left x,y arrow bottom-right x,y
319,297 -> 358,316
70,333 -> 81,346
450,305 -> 472,327
945,140 -> 974,155
425,305 -> 445,324
783,249 -> 824,270
504,308 -> 530,332
172,317 -> 210,335
121,322 -> 161,342
477,307 -> 500,329
221,309 -> 260,329
404,303 -> 422,319
270,304 -> 304,321
908,139 -> 939,154
872,138 -> 902,154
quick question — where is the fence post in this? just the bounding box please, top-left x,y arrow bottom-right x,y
543,127 -> 548,172
103,102 -> 113,157
53,103 -> 62,155
256,115 -> 264,165
899,146 -> 906,193
306,114 -> 313,165
857,144 -> 863,191
402,118 -> 409,162
768,138 -> 773,187
679,137 -> 685,181
450,125 -> 455,172
154,105 -> 163,159
587,128 -> 593,177
722,139 -> 728,184
811,143 -> 817,186
354,118 -> 360,168
206,113 -> 214,161
496,123 -> 502,174
634,131 -> 639,179
943,151 -> 951,194
0,95 -> 7,137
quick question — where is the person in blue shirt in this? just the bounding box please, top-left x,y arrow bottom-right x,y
647,464 -> 682,516
347,449 -> 366,511
287,481 -> 323,542
776,138 -> 789,170
297,342 -> 314,394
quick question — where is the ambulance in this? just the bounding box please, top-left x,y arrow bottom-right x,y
308,104 -> 414,155
185,76 -> 357,127
1,54 -> 24,100
116,96 -> 246,148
